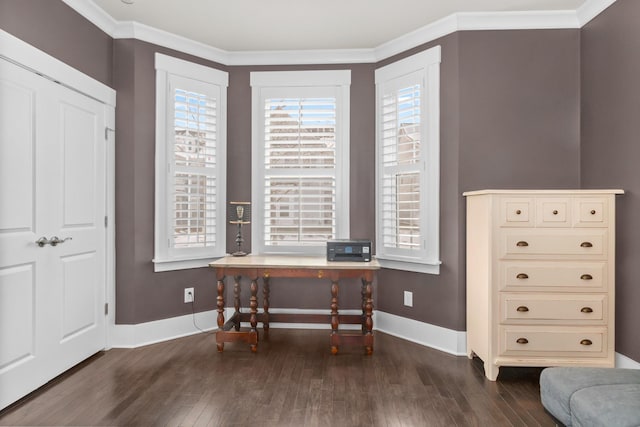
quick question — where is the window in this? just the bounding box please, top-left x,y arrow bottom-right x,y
251,70 -> 351,255
375,46 -> 441,274
154,53 -> 227,271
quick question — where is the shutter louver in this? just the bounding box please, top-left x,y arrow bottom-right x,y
263,97 -> 337,245
381,85 -> 422,250
172,88 -> 218,249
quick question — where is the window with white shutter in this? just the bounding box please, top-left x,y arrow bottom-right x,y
251,71 -> 350,255
375,46 -> 441,274
154,54 -> 227,271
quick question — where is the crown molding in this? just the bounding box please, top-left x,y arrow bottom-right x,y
60,0 -> 118,35
63,0 -> 618,66
576,0 -> 618,26
114,21 -> 231,65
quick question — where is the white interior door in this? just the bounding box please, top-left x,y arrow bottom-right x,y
0,58 -> 107,410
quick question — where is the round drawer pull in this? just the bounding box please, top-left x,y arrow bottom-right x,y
516,306 -> 529,312
581,307 -> 594,313
515,209 -> 522,215
516,338 -> 529,344
580,339 -> 593,346
580,242 -> 593,248
553,210 -> 558,215
516,241 -> 529,247
516,273 -> 529,279
590,209 -> 597,215
580,274 -> 593,280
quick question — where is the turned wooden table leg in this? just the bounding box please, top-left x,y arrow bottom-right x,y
249,277 -> 258,352
263,275 -> 270,339
364,278 -> 373,355
330,280 -> 339,355
216,276 -> 225,352
361,278 -> 367,334
233,275 -> 241,331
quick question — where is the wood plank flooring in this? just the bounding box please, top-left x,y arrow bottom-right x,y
0,329 -> 555,426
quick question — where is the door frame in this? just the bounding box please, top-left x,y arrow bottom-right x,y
0,29 -> 117,349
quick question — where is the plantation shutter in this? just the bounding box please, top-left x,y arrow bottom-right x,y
169,77 -> 219,250
380,74 -> 424,252
262,96 -> 337,246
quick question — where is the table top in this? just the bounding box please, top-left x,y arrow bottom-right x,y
209,254 -> 381,270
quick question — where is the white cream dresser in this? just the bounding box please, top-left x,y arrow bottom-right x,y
463,189 -> 623,381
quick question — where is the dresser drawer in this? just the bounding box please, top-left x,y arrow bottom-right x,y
499,326 -> 607,357
500,229 -> 607,259
499,261 -> 607,292
500,293 -> 606,324
573,197 -> 609,227
499,198 -> 534,227
535,197 -> 571,227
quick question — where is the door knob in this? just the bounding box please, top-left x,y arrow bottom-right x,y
35,236 -> 51,247
49,236 -> 72,246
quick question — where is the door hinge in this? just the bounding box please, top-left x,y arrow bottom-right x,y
104,303 -> 109,316
105,127 -> 108,140
104,216 -> 108,227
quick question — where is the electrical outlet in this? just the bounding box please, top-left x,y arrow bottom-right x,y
184,287 -> 194,303
403,291 -> 413,307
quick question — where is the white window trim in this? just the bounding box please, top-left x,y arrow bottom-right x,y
250,70 -> 351,255
375,46 -> 441,274
153,53 -> 228,272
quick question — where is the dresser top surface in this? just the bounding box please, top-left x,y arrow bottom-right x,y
463,189 -> 624,197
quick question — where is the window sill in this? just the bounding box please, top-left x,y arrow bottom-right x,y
375,257 -> 441,275
152,257 -> 221,272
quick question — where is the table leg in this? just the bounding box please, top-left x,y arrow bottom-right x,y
249,277 -> 258,352
364,279 -> 373,355
263,276 -> 270,338
216,277 -> 225,352
361,278 -> 367,334
330,280 -> 339,355
233,275 -> 241,331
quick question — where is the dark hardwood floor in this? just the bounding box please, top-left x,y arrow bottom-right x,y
0,329 -> 555,426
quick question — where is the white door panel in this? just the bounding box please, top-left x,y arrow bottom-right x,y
0,58 -> 106,410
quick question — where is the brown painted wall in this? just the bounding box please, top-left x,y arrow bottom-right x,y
4,1 -> 635,361
113,39 -> 228,323
0,0 -> 113,87
375,30 -> 581,331
581,0 -> 640,362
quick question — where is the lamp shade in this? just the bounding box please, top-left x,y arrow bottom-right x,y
228,201 -> 251,224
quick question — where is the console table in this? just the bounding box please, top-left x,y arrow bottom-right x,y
209,255 -> 380,355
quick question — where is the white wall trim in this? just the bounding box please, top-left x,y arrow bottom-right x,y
0,29 -> 116,106
577,0 -> 618,26
109,307 -> 640,370
616,352 -> 640,369
65,0 -> 617,66
111,310 -> 218,348
60,0 -> 118,37
375,311 -> 467,356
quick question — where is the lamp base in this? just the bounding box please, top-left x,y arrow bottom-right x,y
231,250 -> 248,257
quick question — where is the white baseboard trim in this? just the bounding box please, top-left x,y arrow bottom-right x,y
374,311 -> 467,356
616,352 -> 640,369
110,310 -> 217,348
110,309 -> 640,369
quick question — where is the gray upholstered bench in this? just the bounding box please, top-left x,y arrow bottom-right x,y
540,367 -> 640,426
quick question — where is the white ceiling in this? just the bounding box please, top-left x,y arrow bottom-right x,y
91,0 -> 587,52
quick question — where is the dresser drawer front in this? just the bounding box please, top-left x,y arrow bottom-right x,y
500,293 -> 606,324
536,198 -> 571,227
573,198 -> 609,227
499,326 -> 607,356
499,261 -> 607,291
500,198 -> 534,227
500,229 -> 607,259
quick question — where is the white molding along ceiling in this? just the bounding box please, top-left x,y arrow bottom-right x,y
60,0 -> 618,65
